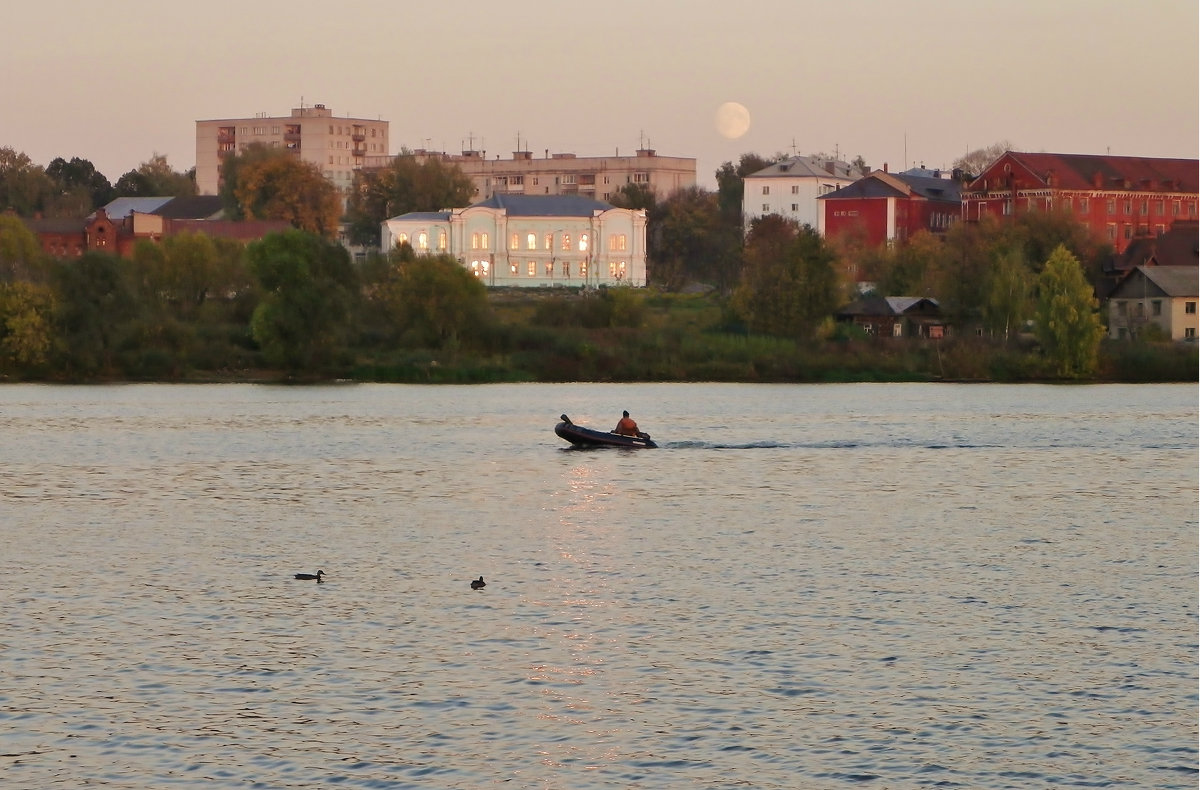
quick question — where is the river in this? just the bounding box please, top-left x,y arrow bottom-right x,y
1,382 -> 1196,788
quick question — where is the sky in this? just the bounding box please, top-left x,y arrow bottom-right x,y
3,0 -> 1196,190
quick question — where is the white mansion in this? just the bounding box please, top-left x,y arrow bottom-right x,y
382,194 -> 647,288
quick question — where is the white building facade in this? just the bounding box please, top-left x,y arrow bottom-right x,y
195,104 -> 389,196
742,155 -> 863,232
382,194 -> 647,288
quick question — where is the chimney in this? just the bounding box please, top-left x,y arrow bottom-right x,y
883,162 -> 888,173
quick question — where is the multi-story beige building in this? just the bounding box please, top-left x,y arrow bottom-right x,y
365,146 -> 695,203
195,104 -> 389,196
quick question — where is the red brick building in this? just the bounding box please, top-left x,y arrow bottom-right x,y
960,152 -> 1198,254
819,169 -> 962,247
21,197 -> 290,259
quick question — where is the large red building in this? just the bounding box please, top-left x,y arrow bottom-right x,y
961,152 -> 1198,254
819,169 -> 962,247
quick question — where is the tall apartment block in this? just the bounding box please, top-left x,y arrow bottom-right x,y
195,104 -> 389,196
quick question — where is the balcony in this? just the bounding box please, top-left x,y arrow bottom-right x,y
352,132 -> 366,143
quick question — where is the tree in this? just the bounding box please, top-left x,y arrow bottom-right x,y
715,152 -> 775,226
46,157 -> 115,214
345,153 -> 475,246
733,215 -> 838,338
607,183 -> 658,212
1034,245 -> 1105,377
982,248 -> 1034,343
951,140 -> 1014,179
649,186 -> 742,292
375,245 -> 491,349
0,280 -> 55,371
217,143 -> 286,220
52,251 -> 141,375
0,213 -> 47,283
114,154 -> 197,197
245,230 -> 358,370
0,147 -> 55,216
236,157 -> 342,238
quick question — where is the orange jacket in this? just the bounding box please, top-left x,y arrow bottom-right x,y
614,416 -> 640,435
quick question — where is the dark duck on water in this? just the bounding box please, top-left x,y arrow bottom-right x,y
295,570 -> 325,582
471,576 -> 486,590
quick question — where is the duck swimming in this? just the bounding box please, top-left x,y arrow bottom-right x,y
471,576 -> 486,590
295,570 -> 325,582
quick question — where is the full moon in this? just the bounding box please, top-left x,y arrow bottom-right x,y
715,101 -> 751,139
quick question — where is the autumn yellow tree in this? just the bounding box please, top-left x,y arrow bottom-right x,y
235,157 -> 341,238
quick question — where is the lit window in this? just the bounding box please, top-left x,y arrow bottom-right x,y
480,232 -> 489,248
545,261 -> 553,276
562,261 -> 570,277
510,233 -> 519,250
510,262 -> 519,275
438,231 -> 447,251
526,232 -> 537,250
544,233 -> 552,250
528,261 -> 536,276
608,234 -> 627,252
417,232 -> 428,250
397,232 -> 408,245
580,261 -> 588,278
561,233 -> 571,251
578,234 -> 588,252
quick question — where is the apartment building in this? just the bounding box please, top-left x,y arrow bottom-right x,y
365,147 -> 696,203
195,104 -> 389,196
742,156 -> 864,232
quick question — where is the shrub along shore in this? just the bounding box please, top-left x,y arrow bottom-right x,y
14,287 -> 1192,385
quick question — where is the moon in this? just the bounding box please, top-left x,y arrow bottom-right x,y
715,102 -> 751,139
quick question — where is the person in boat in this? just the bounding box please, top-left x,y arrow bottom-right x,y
613,410 -> 641,436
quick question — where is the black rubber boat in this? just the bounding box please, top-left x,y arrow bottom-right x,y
555,414 -> 657,449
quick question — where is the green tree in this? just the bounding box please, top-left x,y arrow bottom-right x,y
0,147 -> 55,216
52,251 -> 141,376
733,215 -> 838,338
246,230 -> 358,370
375,244 -> 491,348
236,157 -> 342,238
46,157 -> 115,214
982,248 -> 1034,342
607,183 -> 658,212
0,280 -> 56,370
715,152 -> 774,226
650,186 -> 742,292
345,153 -> 475,246
1034,245 -> 1105,377
0,213 -> 47,282
114,154 -> 197,197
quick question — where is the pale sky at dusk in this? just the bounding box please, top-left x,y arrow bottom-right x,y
4,0 -> 1196,188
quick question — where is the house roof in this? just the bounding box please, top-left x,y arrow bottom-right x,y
747,155 -> 859,180
971,152 -> 1198,192
95,197 -> 173,219
819,170 -> 961,203
472,193 -> 614,216
22,216 -> 87,234
392,211 -> 452,222
153,196 -> 224,219
836,295 -> 940,317
1117,220 -> 1200,271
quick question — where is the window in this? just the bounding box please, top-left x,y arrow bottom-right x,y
1107,224 -> 1117,240
791,203 -> 799,212
526,232 -> 537,250
762,186 -> 770,195
562,175 -> 575,185
1079,198 -> 1089,213
1140,200 -> 1149,215
545,261 -> 553,276
1173,201 -> 1181,216
1186,302 -> 1197,314
1151,300 -> 1162,316
1106,199 -> 1116,215
562,262 -> 570,277
762,204 -> 770,212
1123,200 -> 1132,215
608,234 -> 627,252
791,185 -> 799,194
1124,225 -> 1133,239
579,261 -> 588,278
1156,201 -> 1165,216
609,261 -> 627,280
396,232 -> 408,245
1187,328 -> 1197,339
438,231 -> 447,251
544,233 -> 553,250
511,176 -> 523,185
578,234 -> 588,252
417,232 -> 428,251
510,233 -> 519,250
510,262 -> 519,275
528,261 -> 536,277
561,233 -> 571,251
